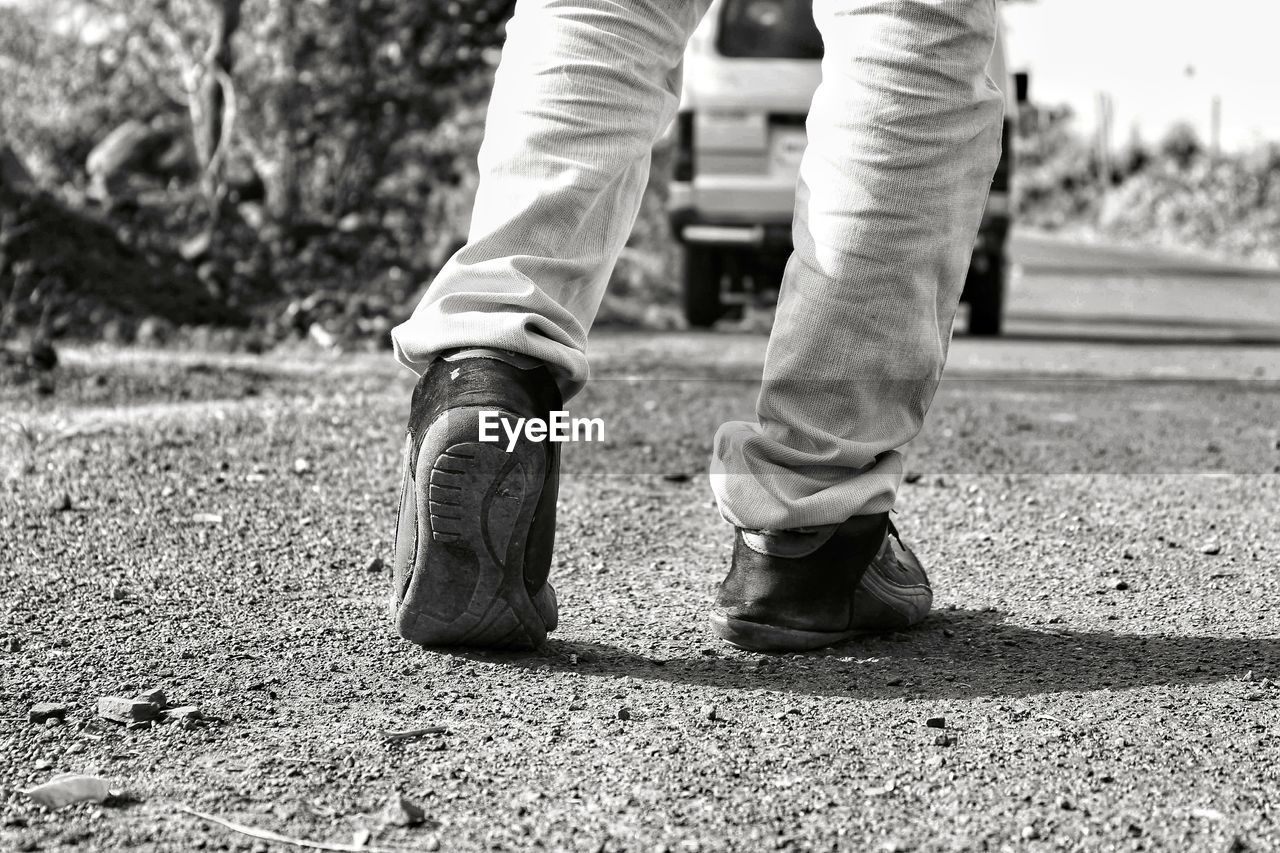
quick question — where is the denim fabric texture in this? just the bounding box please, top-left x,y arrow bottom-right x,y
393,0 -> 1004,530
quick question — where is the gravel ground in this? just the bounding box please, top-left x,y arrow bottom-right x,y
1,327 -> 1278,853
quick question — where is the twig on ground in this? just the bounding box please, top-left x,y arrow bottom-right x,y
177,805 -> 405,853
382,726 -> 448,742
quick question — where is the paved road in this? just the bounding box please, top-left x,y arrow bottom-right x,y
1,236 -> 1278,852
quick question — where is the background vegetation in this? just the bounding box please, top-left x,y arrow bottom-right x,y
2,0 -> 1276,350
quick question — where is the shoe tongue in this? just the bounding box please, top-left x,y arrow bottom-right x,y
741,523 -> 840,558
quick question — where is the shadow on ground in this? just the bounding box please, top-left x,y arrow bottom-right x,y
452,609 -> 1278,700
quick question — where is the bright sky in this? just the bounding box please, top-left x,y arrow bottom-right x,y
1003,0 -> 1280,152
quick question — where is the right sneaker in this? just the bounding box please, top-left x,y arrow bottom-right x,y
390,351 -> 562,649
711,514 -> 933,652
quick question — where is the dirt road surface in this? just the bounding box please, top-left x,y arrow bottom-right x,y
2,236 -> 1279,851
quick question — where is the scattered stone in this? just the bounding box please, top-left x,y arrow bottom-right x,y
1021,826 -> 1039,841
179,230 -> 213,262
293,458 -> 312,475
352,827 -> 372,847
161,706 -> 202,724
941,629 -> 955,639
886,677 -> 904,687
44,717 -> 63,729
926,716 -> 946,729
96,696 -> 161,725
366,557 -> 385,574
192,513 -> 223,525
50,494 -> 72,514
616,707 -> 632,721
381,794 -> 426,828
22,774 -> 113,810
1122,549 -> 1135,560
662,472 -> 692,483
28,703 -> 69,725
1202,542 -> 1222,556
1058,797 -> 1074,811
903,471 -> 923,485
4,637 -> 21,652
933,734 -> 954,747
1113,580 -> 1130,591
700,704 -> 717,722
864,780 -> 896,796
308,323 -> 338,350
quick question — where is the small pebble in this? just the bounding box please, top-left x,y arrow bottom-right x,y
1113,580 -> 1130,591
933,734 -> 954,747
366,557 -> 386,574
616,707 -> 631,721
886,677 -> 904,687
700,704 -> 717,722
3,637 -> 20,652
903,471 -> 923,485
1202,543 -> 1222,556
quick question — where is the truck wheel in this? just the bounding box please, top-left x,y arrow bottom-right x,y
966,257 -> 1006,337
683,245 -> 725,328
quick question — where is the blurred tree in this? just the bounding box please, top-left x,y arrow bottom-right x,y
233,0 -> 516,228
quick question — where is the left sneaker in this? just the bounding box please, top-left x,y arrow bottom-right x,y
390,351 -> 562,649
711,515 -> 932,652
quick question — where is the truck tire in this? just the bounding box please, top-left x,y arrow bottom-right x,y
966,257 -> 1006,337
683,245 -> 726,328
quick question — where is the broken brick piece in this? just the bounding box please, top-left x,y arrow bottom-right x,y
96,696 -> 161,724
28,703 -> 70,724
161,706 -> 202,722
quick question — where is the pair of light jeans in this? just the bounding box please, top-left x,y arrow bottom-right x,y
391,0 -> 1004,531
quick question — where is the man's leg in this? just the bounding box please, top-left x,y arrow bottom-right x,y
711,0 -> 1004,650
390,0 -> 710,648
392,0 -> 711,393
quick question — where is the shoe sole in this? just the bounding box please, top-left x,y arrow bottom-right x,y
392,407 -> 556,649
709,613 -> 862,653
